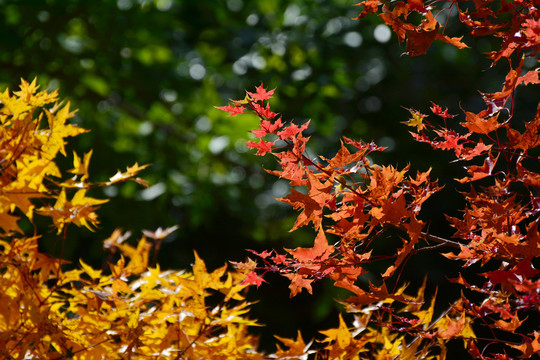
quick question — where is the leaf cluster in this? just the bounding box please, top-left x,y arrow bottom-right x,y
0,78 -> 148,235
0,233 -> 269,359
218,1 -> 540,358
0,80 -> 267,359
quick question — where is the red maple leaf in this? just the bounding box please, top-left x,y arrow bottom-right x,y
434,129 -> 466,156
460,140 -> 492,160
430,102 -> 455,120
510,332 -> 540,358
277,120 -> 310,141
437,316 -> 467,339
250,117 -> 284,139
405,25 -> 439,56
506,109 -> 540,151
272,253 -> 288,264
247,83 -> 275,101
246,139 -> 275,156
215,104 -> 246,116
252,102 -> 277,119
408,0 -> 426,13
241,271 -> 267,288
522,18 -> 540,48
247,249 -> 273,259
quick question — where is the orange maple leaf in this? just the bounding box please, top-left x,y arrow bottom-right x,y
461,111 -> 501,134
510,331 -> 540,358
456,153 -> 499,183
279,171 -> 334,231
353,0 -> 381,20
286,227 -> 335,263
436,34 -> 470,49
284,273 -> 315,297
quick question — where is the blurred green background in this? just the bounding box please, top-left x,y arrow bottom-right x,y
2,0 -> 536,352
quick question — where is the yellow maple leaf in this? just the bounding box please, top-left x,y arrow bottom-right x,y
274,330 -> 314,358
107,162 -> 150,187
69,150 -> 93,181
36,189 -> 108,233
12,77 -> 59,106
79,259 -> 102,280
320,313 -> 352,349
402,108 -> 427,131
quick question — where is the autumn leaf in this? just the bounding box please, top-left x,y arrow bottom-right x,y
286,227 -> 335,263
141,225 -> 179,240
436,313 -> 475,340
246,139 -> 275,156
321,140 -> 366,169
405,22 -> 440,57
510,331 -> 540,358
214,104 -> 246,116
461,110 -> 501,134
517,69 -> 540,86
252,102 -> 277,119
250,117 -> 283,139
68,150 -> 93,181
279,171 -> 334,231
229,257 -> 258,272
353,0 -> 381,20
274,331 -> 314,358
246,249 -> 273,259
436,34 -> 469,49
408,0 -> 426,13
506,107 -> 540,151
319,313 -> 352,349
430,102 -> 455,120
402,108 -> 427,131
276,120 -> 310,140
0,212 -> 21,233
79,258 -> 102,281
241,271 -> 267,288
382,236 -> 418,278
35,189 -> 109,233
103,228 -> 131,251
494,315 -> 525,332
107,162 -> 150,186
459,140 -> 491,160
456,152 -> 499,183
246,83 -> 275,101
284,273 -> 315,297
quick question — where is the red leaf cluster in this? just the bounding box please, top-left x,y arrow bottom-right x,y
216,1 -> 540,357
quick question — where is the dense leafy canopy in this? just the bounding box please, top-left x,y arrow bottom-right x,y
3,0 -> 468,340
1,0 -> 539,358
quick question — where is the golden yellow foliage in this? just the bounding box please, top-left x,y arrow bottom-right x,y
0,78 -> 148,235
0,234 -> 268,359
0,78 -> 270,360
